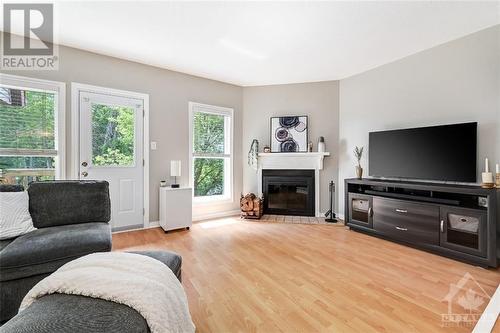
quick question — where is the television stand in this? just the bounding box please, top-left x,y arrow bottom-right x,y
345,178 -> 499,267
363,190 -> 461,206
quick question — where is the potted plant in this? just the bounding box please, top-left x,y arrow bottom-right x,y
354,146 -> 364,179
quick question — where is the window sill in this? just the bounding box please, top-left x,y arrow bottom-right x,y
193,195 -> 234,206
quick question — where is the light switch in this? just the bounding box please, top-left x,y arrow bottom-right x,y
150,141 -> 157,150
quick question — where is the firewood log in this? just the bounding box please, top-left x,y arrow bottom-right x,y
240,193 -> 257,211
240,193 -> 263,219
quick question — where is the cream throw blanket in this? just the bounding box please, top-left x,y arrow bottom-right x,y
20,252 -> 195,333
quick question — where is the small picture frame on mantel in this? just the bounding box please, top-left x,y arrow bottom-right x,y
270,116 -> 308,152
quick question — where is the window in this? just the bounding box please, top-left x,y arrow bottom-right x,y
189,102 -> 233,203
0,75 -> 65,187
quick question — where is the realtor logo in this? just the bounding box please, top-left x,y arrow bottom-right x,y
1,3 -> 58,70
441,272 -> 491,328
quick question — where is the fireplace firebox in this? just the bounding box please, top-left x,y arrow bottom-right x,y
262,169 -> 315,216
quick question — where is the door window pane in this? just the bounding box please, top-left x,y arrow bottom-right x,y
193,158 -> 224,197
193,112 -> 225,154
92,104 -> 135,166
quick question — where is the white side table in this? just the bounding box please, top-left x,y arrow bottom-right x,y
159,187 -> 192,232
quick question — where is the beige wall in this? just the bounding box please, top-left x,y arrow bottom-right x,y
1,42 -> 243,221
3,25 -> 498,222
242,81 -> 340,214
338,25 -> 500,216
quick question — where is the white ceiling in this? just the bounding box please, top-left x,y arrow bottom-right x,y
15,1 -> 500,86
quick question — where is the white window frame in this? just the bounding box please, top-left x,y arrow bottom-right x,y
189,102 -> 233,204
0,74 -> 66,180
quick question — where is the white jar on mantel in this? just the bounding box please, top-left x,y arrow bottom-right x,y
318,136 -> 325,152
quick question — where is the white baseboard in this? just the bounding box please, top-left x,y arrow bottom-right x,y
473,285 -> 500,333
115,210 -> 343,233
146,221 -> 160,228
112,210 -> 241,234
193,209 -> 241,222
112,221 -> 160,234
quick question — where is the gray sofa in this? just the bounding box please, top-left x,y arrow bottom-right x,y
0,181 -> 112,322
2,250 -> 183,333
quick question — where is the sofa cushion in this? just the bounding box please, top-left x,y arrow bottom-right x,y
1,293 -> 150,333
0,222 -> 111,281
28,181 -> 111,228
127,250 -> 182,280
0,273 -> 51,323
0,191 -> 36,240
0,239 -> 13,251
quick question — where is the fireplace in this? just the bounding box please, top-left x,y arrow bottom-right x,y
262,169 -> 315,216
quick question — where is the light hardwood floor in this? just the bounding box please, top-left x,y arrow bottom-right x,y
113,217 -> 500,333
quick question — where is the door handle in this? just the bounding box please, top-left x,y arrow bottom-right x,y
368,207 -> 373,217
81,171 -> 88,177
81,161 -> 88,167
395,226 -> 408,231
440,220 -> 444,233
395,209 -> 408,213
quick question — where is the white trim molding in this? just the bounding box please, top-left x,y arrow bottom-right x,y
71,82 -> 150,227
257,152 -> 330,217
0,73 -> 66,180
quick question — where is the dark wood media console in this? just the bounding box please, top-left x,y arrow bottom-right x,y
344,178 -> 499,267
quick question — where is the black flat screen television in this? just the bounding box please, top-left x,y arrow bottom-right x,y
369,122 -> 477,182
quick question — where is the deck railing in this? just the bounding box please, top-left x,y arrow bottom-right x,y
0,168 -> 55,187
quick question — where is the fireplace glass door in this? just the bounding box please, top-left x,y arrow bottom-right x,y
268,184 -> 308,211
262,170 -> 315,216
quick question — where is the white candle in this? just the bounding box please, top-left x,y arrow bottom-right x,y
485,158 -> 489,173
496,163 -> 499,174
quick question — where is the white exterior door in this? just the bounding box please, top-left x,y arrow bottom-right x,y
79,91 -> 144,230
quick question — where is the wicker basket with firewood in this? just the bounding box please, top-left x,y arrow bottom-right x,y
240,193 -> 263,219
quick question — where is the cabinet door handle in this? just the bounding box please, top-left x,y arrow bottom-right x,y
368,207 -> 373,217
395,226 -> 408,231
440,220 -> 444,233
396,209 -> 408,213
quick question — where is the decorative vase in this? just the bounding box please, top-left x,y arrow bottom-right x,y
318,136 -> 325,152
356,166 -> 363,179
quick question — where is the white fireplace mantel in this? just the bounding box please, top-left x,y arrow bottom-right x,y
257,152 -> 330,217
258,152 -> 330,170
